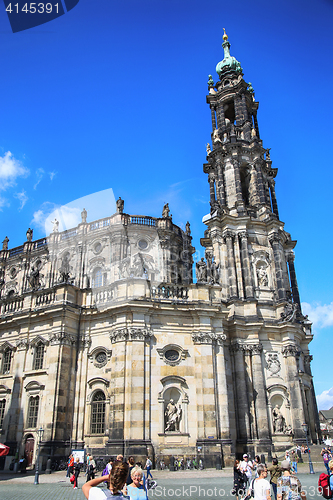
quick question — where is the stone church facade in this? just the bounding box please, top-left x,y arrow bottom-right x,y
0,32 -> 320,468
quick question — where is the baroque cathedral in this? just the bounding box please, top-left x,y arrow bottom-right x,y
0,32 -> 320,469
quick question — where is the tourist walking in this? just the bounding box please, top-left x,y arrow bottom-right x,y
233,459 -> 247,500
82,459 -> 129,500
267,458 -> 282,500
277,460 -> 306,500
249,464 -> 271,500
321,447 -> 332,475
86,455 -> 96,482
291,450 -> 298,473
67,454 -> 74,477
145,457 -> 153,479
73,457 -> 81,490
240,454 -> 254,487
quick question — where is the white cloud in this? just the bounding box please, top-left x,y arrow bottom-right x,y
317,387 -> 333,411
34,168 -> 45,190
14,190 -> 28,210
49,171 -> 56,181
302,302 -> 333,329
0,151 -> 29,191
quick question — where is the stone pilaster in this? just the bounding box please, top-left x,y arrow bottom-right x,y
210,105 -> 217,130
230,343 -> 251,441
233,234 -> 244,299
255,163 -> 267,205
224,231 -> 238,298
216,157 -> 227,207
282,344 -> 305,440
250,344 -> 270,441
238,231 -> 254,299
269,233 -> 286,301
232,159 -> 245,214
216,104 -> 226,132
287,253 -> 301,308
269,179 -> 279,218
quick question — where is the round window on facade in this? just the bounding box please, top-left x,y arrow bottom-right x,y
138,239 -> 148,250
94,242 -> 102,254
164,349 -> 180,362
94,351 -> 107,367
10,267 -> 17,279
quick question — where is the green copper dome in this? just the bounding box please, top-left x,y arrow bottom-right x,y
216,30 -> 242,77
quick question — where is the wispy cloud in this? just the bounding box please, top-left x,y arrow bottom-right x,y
0,151 -> 29,191
49,171 -> 56,181
317,387 -> 333,411
14,190 -> 28,210
302,302 -> 333,330
34,168 -> 45,190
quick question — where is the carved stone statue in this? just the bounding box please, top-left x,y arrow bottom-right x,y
2,236 -> 9,250
213,128 -> 222,144
28,266 -> 41,290
257,266 -> 268,287
51,219 -> 59,233
206,143 -> 211,155
116,197 -> 124,214
280,294 -> 297,322
272,404 -> 286,433
59,254 -> 72,283
210,259 -> 220,284
165,399 -> 182,432
185,221 -> 191,236
81,208 -> 87,223
162,203 -> 170,218
26,228 -> 33,242
196,258 -> 207,283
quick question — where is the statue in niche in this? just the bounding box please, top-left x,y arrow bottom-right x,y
59,254 -> 72,283
2,236 -> 9,250
28,265 -> 41,290
162,203 -> 170,218
116,197 -> 124,214
213,128 -> 222,144
26,228 -> 33,242
206,143 -> 211,155
51,218 -> 59,232
257,266 -> 268,287
196,258 -> 207,283
185,221 -> 191,236
266,353 -> 281,376
272,404 -> 286,433
210,259 -> 220,284
132,254 -> 146,278
165,399 -> 182,432
81,208 -> 87,223
118,258 -> 130,279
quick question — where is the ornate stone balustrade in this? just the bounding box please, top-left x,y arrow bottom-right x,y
151,284 -> 188,300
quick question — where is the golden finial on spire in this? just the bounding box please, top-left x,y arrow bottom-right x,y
223,28 -> 228,41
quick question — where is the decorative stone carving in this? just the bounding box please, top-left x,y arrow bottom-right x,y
15,339 -> 29,350
206,143 -> 211,155
156,344 -> 188,366
26,228 -> 33,242
230,341 -> 263,353
279,297 -> 298,322
257,266 -> 268,287
80,333 -> 92,349
164,400 -> 182,432
192,331 -> 226,345
2,236 -> 9,250
109,327 -> 153,344
28,264 -> 43,291
282,344 -> 300,358
51,219 -> 59,232
196,258 -> 207,283
81,208 -> 87,223
185,221 -> 191,236
213,128 -> 222,144
266,353 -> 281,376
210,259 -> 219,284
49,331 -> 76,346
162,203 -> 170,218
58,253 -> 73,283
118,257 -> 130,279
116,197 -> 124,214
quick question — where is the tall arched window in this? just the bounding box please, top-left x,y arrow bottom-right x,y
91,391 -> 105,434
92,268 -> 103,288
0,399 -> 6,428
33,344 -> 44,370
2,349 -> 12,374
27,396 -> 39,428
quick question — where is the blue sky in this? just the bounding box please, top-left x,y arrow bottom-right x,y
0,0 -> 332,409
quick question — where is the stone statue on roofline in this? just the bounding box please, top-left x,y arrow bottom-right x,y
2,236 -> 9,250
162,203 -> 170,219
116,197 -> 124,214
196,258 -> 207,283
81,208 -> 87,223
26,228 -> 33,242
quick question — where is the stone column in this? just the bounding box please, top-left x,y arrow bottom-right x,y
269,234 -> 286,301
287,253 -> 301,308
224,232 -> 238,298
210,106 -> 217,130
72,334 -> 91,447
108,329 -> 127,441
233,235 -> 244,299
232,159 -> 245,214
243,348 -> 256,439
255,163 -> 267,205
216,104 -> 226,132
241,93 -> 248,121
215,338 -> 231,441
208,172 -> 217,210
250,344 -> 270,441
239,232 -> 254,299
230,343 -> 251,440
269,179 -> 279,218
216,157 -> 227,207
248,165 -> 260,207
282,344 -> 305,441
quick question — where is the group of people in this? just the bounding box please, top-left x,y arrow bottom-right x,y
82,455 -> 154,500
233,453 -> 307,500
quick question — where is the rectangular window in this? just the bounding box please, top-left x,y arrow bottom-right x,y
91,401 -> 105,434
0,399 -> 6,427
2,350 -> 12,374
27,396 -> 39,428
34,345 -> 44,370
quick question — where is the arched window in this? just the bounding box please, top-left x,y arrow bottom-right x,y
0,399 -> 6,428
91,391 -> 105,434
92,268 -> 103,288
33,344 -> 44,370
2,349 -> 12,374
27,396 -> 39,428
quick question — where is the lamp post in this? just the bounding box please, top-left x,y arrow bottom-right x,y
34,427 -> 44,485
301,422 -> 315,474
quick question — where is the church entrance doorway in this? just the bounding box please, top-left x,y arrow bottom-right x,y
24,435 -> 34,467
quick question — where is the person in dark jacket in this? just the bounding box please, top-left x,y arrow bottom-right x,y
267,458 -> 282,500
73,457 -> 81,489
233,459 -> 246,500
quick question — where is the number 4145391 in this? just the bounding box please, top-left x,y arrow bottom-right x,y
6,3 -> 59,14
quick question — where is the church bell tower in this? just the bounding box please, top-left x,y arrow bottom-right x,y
200,30 -> 320,454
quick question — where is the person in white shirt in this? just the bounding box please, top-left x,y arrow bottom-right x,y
240,454 -> 254,486
82,460 -> 129,500
250,464 -> 271,500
